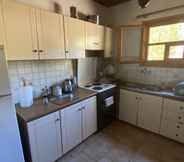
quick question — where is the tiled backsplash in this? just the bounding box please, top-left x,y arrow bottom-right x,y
8,60 -> 73,104
117,64 -> 184,86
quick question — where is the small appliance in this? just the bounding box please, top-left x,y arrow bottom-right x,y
51,84 -> 62,97
63,79 -> 73,93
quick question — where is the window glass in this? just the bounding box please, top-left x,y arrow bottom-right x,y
147,45 -> 165,61
149,23 -> 184,44
169,45 -> 184,59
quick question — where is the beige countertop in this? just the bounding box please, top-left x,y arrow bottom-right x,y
121,83 -> 184,102
16,88 -> 97,122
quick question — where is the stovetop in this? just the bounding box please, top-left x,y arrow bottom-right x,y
81,83 -> 116,93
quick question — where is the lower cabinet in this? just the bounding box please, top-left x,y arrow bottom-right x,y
82,96 -> 97,140
61,96 -> 97,154
137,94 -> 163,133
119,90 -> 140,125
24,96 -> 97,162
120,89 -> 184,144
119,89 -> 163,133
27,111 -> 62,162
61,102 -> 83,154
160,98 -> 184,143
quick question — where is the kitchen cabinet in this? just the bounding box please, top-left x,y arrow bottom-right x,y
86,22 -> 105,50
61,96 -> 97,154
3,0 -> 38,60
64,16 -> 85,59
4,0 -> 65,60
104,27 -> 113,58
137,94 -> 163,133
120,89 -> 163,133
118,25 -> 142,63
36,9 -> 65,59
160,99 -> 184,143
61,102 -> 82,154
119,89 -> 140,125
82,96 -> 97,140
27,111 -> 62,162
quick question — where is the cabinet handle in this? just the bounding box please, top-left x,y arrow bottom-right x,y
55,118 -> 60,122
93,42 -> 99,45
39,50 -> 44,53
32,49 -> 38,53
180,106 -> 184,110
65,51 -> 69,53
178,122 -> 183,125
177,125 -> 180,129
178,116 -> 182,120
176,134 -> 179,137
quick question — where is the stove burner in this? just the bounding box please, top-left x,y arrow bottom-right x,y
92,86 -> 103,90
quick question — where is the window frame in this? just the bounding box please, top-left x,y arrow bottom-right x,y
141,15 -> 184,67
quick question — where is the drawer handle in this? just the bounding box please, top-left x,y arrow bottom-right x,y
178,116 -> 182,120
177,125 -> 180,129
176,134 -> 179,137
180,106 -> 184,110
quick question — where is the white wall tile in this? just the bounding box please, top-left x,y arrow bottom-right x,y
8,60 -> 74,104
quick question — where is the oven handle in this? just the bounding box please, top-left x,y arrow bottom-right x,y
104,96 -> 114,107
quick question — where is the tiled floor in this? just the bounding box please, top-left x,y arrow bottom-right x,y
57,121 -> 184,162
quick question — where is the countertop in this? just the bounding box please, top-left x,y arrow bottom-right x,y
121,83 -> 184,101
16,88 -> 97,123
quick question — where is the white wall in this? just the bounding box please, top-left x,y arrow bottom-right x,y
107,0 -> 184,86
108,0 -> 184,26
17,0 -> 108,25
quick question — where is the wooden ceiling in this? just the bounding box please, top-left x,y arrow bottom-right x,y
94,0 -> 131,7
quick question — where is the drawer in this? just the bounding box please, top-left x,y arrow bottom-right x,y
160,117 -> 184,142
163,99 -> 184,115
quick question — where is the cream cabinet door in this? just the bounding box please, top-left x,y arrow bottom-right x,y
28,112 -> 62,162
138,94 -> 163,133
61,102 -> 82,154
36,9 -> 65,59
104,27 -> 113,58
3,0 -> 38,60
119,89 -> 139,125
86,22 -> 105,50
64,16 -> 85,59
82,96 -> 97,140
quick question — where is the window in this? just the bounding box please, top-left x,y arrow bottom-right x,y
142,15 -> 184,66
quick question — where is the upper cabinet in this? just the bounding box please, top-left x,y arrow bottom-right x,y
36,9 -> 65,59
104,27 -> 113,58
2,1 -> 111,60
3,1 -> 39,60
86,22 -> 105,50
118,25 -> 142,63
3,1 -> 65,60
64,16 -> 85,59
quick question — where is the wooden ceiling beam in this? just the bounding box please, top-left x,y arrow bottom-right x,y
94,0 -> 131,7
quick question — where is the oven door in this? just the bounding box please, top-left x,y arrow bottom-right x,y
102,96 -> 115,127
97,88 -> 116,130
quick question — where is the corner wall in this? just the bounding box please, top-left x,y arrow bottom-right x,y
108,0 -> 184,86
